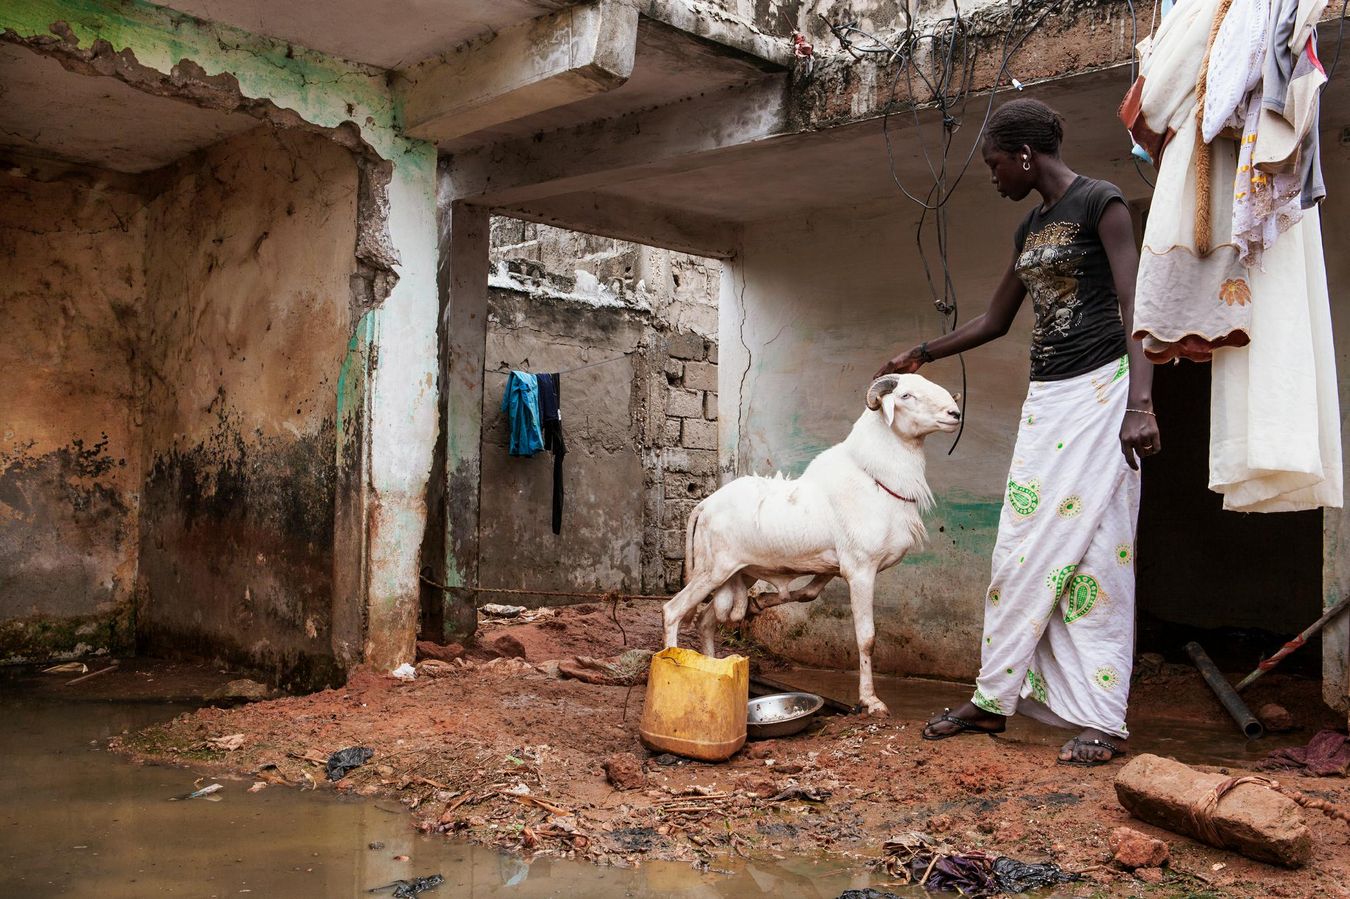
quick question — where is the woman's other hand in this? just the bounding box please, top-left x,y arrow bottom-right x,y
1120,409 -> 1160,470
874,347 -> 926,379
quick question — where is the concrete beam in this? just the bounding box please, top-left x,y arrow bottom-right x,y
445,75 -> 789,206
496,191 -> 740,259
397,0 -> 639,144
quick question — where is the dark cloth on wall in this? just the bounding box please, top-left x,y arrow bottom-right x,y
538,372 -> 566,535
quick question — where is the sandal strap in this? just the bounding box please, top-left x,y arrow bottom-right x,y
1072,736 -> 1122,755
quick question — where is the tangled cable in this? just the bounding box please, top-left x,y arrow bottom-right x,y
821,0 -> 1065,453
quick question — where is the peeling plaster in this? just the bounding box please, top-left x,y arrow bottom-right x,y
1,0 -> 440,675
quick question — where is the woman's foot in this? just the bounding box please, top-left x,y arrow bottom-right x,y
1057,728 -> 1127,766
922,701 -> 1007,740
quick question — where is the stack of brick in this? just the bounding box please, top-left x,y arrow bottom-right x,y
658,330 -> 720,591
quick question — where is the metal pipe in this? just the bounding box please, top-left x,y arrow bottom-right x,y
1185,641 -> 1264,740
1235,594 -> 1350,692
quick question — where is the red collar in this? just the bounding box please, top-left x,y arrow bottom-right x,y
874,479 -> 916,503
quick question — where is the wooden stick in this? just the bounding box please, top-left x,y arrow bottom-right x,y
1236,594 -> 1350,691
65,661 -> 119,686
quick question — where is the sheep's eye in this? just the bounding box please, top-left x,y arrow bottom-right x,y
900,393 -> 913,400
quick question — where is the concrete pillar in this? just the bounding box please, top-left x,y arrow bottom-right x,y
434,193 -> 490,639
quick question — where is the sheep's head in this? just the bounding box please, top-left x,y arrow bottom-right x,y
866,374 -> 962,438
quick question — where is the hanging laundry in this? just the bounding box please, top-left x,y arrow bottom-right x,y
1120,0 -> 1341,512
501,371 -> 545,456
537,372 -> 566,535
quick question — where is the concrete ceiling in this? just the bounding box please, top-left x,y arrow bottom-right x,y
439,18 -> 782,152
525,62 -> 1350,237
0,43 -> 258,173
154,0 -> 573,69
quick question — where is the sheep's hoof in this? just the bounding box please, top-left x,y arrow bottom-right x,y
861,698 -> 890,717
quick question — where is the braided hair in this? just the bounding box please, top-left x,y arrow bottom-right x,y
984,99 -> 1064,157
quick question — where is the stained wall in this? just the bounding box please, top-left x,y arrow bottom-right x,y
135,128 -> 359,686
0,162 -> 148,660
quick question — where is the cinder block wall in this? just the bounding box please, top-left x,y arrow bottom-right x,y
480,219 -> 721,598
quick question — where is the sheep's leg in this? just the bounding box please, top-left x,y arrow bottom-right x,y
844,568 -> 888,716
748,574 -> 834,613
662,567 -> 734,649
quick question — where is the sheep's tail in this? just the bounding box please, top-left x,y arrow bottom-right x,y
682,502 -> 702,585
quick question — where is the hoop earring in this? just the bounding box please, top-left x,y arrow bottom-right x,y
1022,160 -> 1031,171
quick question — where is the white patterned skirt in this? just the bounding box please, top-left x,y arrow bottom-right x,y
971,355 -> 1141,738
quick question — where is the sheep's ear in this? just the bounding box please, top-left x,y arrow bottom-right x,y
881,392 -> 898,427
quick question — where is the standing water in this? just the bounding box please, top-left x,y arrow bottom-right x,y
0,671 -> 897,898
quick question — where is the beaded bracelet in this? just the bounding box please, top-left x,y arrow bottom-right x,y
1126,408 -> 1156,416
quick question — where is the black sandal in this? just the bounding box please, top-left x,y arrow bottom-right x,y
921,708 -> 1007,741
1056,736 -> 1125,767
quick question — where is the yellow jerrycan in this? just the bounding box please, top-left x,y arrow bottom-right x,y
638,647 -> 748,762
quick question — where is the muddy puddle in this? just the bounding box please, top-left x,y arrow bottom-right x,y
0,678 -> 901,898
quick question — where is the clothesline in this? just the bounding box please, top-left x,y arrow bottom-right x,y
486,350 -> 635,375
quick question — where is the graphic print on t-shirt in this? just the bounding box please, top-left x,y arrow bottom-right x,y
1017,219 -> 1085,369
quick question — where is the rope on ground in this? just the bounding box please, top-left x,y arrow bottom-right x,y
1189,774 -> 1350,848
418,574 -> 672,603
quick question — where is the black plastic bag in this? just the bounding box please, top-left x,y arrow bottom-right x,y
992,856 -> 1080,893
326,746 -> 374,781
369,874 -> 444,898
837,890 -> 903,899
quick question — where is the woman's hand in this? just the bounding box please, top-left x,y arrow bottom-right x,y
1120,409 -> 1161,471
874,346 -> 926,379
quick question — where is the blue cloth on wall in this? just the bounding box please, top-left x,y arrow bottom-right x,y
500,371 -> 544,456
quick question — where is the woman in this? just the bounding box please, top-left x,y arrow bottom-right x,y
875,99 -> 1160,766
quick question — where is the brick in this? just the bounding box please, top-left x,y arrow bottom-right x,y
662,529 -> 686,559
681,419 -> 718,450
666,387 -> 703,418
683,361 -> 718,391
661,447 -> 717,476
668,331 -> 705,361
663,499 -> 699,529
663,358 -> 684,381
664,471 -> 715,499
707,343 -> 719,364
663,560 -> 685,591
703,391 -> 718,420
662,418 -> 682,445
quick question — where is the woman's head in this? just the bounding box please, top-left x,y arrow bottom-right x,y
981,99 -> 1065,200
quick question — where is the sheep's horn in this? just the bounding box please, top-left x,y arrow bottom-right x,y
866,375 -> 902,410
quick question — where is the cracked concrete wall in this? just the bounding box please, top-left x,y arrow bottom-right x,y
481,219 -> 721,598
136,127 -> 358,688
0,161 -> 147,661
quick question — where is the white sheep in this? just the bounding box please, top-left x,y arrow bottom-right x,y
661,374 -> 961,715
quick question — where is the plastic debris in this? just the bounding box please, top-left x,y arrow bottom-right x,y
368,873 -> 444,897
171,783 -> 224,801
326,746 -> 375,781
877,831 -> 1079,896
991,856 -> 1080,893
391,663 -> 417,682
207,733 -> 246,751
480,603 -> 526,618
837,891 -> 903,899
42,662 -> 87,674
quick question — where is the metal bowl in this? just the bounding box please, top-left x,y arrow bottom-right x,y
746,692 -> 825,740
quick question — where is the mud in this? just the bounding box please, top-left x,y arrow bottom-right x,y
1,663 -> 892,898
119,605 -> 1350,897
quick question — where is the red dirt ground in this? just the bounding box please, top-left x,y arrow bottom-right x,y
116,603 -> 1350,898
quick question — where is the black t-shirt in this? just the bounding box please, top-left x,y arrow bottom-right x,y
1013,176 -> 1128,381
